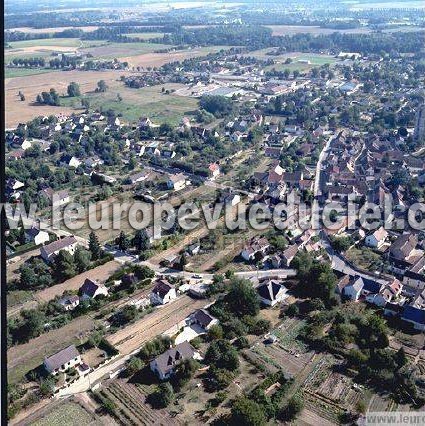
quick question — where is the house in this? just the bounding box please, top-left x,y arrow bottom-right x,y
365,227 -> 388,249
401,306 -> 425,331
25,227 -> 49,246
338,275 -> 364,301
150,279 -> 177,305
389,233 -> 419,272
189,309 -> 218,330
403,257 -> 425,291
241,236 -> 270,262
40,188 -> 70,207
208,163 -> 220,180
58,295 -> 80,311
40,236 -> 79,262
44,345 -> 82,375
84,156 -> 104,169
79,278 -> 109,300
128,171 -> 151,185
221,191 -> 241,207
280,244 -> 298,267
257,279 -> 288,306
150,341 -> 196,380
265,146 -> 283,158
139,117 -> 154,129
167,173 -> 187,191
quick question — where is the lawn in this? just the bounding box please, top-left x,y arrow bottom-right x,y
6,290 -> 34,308
124,32 -> 166,39
8,38 -> 83,48
5,67 -> 58,78
265,53 -> 337,72
33,402 -> 95,426
62,83 -> 199,125
80,41 -> 175,59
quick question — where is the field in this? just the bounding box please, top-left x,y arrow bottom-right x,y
8,26 -> 100,33
124,32 -> 166,39
267,25 -> 373,36
35,260 -> 121,303
97,379 -> 179,425
108,295 -> 207,354
61,82 -> 199,125
5,68 -> 59,78
80,42 -> 175,59
7,315 -> 97,385
32,401 -> 97,426
265,53 -> 338,72
5,68 -> 132,127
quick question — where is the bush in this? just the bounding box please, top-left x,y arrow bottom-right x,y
149,382 -> 174,408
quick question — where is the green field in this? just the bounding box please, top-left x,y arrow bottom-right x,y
5,67 -> 58,78
61,83 -> 199,125
265,53 -> 337,72
124,32 -> 166,39
8,38 -> 83,48
33,402 -> 95,426
80,41 -> 175,59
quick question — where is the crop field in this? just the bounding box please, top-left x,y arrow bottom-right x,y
8,315 -> 97,385
80,42 -> 175,59
98,379 -> 180,426
123,32 -> 166,39
267,25 -> 373,36
5,68 -> 132,128
61,82 -> 199,125
32,401 -> 97,426
5,68 -> 58,78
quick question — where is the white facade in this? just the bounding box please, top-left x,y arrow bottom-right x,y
150,287 -> 177,305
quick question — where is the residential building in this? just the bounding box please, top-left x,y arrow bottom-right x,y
40,236 -> 79,262
189,309 -> 219,330
25,227 -> 49,246
150,342 -> 196,380
167,173 -> 187,191
257,279 -> 288,306
241,236 -> 270,262
79,278 -> 109,300
414,101 -> 425,142
44,345 -> 82,375
58,295 -> 80,311
364,227 -> 388,249
150,279 -> 177,305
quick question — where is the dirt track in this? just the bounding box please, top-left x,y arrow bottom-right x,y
108,295 -> 206,354
35,260 -> 121,302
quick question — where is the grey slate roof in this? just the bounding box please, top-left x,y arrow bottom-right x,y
153,342 -> 195,377
44,345 -> 80,371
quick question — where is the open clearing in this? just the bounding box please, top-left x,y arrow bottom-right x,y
35,260 -> 121,303
80,42 -> 174,59
120,45 -> 232,68
5,69 -> 132,127
8,26 -> 100,33
31,401 -> 97,426
267,25 -> 374,36
62,82 -> 199,125
108,295 -> 207,354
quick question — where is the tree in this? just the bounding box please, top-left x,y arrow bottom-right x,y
67,82 -> 80,97
74,247 -> 91,273
126,356 -> 143,376
81,98 -> 90,110
231,397 -> 267,426
19,309 -> 47,341
208,324 -> 224,340
133,230 -> 150,252
97,80 -> 108,92
88,231 -> 101,260
54,250 -> 76,281
205,339 -> 239,371
280,393 -> 304,421
226,278 -> 259,317
117,231 -> 130,251
150,382 -> 174,408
